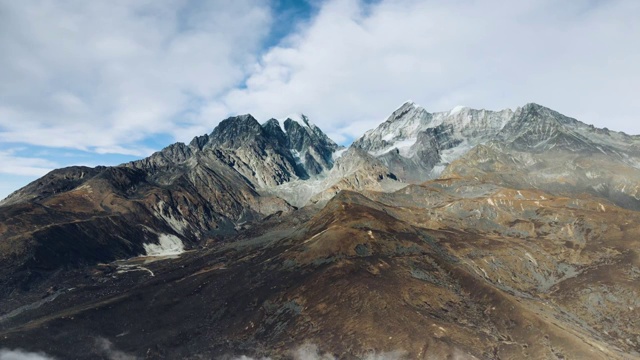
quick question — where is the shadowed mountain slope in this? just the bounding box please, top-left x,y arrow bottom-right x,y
1,182 -> 639,358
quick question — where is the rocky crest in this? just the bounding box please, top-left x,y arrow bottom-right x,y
0,113 -> 341,287
352,101 -> 514,181
353,101 -> 640,210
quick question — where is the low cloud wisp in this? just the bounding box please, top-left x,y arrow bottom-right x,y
0,349 -> 56,360
231,343 -> 407,360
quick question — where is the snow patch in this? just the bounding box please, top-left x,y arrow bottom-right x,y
301,114 -> 315,128
144,234 -> 185,257
429,164 -> 447,177
449,105 -> 467,116
291,149 -> 304,164
332,148 -> 347,160
372,138 -> 417,157
154,201 -> 189,235
116,264 -> 155,277
585,171 -> 600,179
284,113 -> 314,129
439,142 -> 473,163
395,138 -> 418,157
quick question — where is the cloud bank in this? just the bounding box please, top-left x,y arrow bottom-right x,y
0,0 -> 639,197
0,0 -> 272,155
95,337 -> 137,360
223,0 -> 640,143
0,337 -> 138,360
2,0 -> 639,151
0,349 -> 55,360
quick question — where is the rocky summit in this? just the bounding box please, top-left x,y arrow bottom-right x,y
1,102 -> 640,359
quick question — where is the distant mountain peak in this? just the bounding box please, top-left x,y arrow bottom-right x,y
386,101 -> 427,123
401,99 -> 418,108
262,117 -> 283,128
521,102 -> 553,111
282,113 -> 315,130
263,118 -> 287,133
352,102 -> 615,182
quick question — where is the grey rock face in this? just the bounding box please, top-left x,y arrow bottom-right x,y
498,103 -> 596,153
352,101 -> 513,181
348,101 -> 640,212
0,113 -> 343,281
283,115 -> 341,176
187,114 -> 341,187
0,166 -> 106,207
354,101 -> 639,177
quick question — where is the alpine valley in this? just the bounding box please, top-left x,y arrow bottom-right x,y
1,102 -> 640,359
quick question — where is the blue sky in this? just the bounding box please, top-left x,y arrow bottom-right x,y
1,0 -> 639,200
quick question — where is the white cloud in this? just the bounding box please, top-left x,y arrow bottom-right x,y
0,0 -> 272,154
0,149 -> 58,177
1,0 -> 639,168
94,337 -> 137,360
0,349 -> 55,360
223,0 -> 640,141
0,340 -> 138,360
232,343 -> 406,360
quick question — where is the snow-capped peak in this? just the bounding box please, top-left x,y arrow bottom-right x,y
300,114 -> 315,128
392,100 -> 421,114
351,103 -> 521,181
283,113 -> 315,129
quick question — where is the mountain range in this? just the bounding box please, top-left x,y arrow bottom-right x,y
1,102 -> 640,359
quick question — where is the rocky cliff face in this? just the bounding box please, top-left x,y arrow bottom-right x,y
352,101 -> 640,211
283,114 -> 340,176
352,101 -> 513,181
0,113 -> 341,289
440,103 -> 640,210
187,113 -> 341,187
